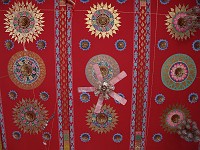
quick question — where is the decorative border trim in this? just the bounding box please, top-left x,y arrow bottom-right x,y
0,92 -> 7,149
55,0 -> 64,149
67,4 -> 75,150
141,0 -> 151,149
129,0 -> 139,149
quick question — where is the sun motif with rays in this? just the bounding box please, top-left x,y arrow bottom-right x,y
86,104 -> 118,134
85,3 -> 121,39
165,4 -> 196,40
4,1 -> 44,44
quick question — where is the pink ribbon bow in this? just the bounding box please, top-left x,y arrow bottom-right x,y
78,64 -> 127,113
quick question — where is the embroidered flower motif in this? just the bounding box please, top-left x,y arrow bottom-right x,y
12,131 -> 21,140
170,62 -> 188,82
8,90 -> 18,100
157,39 -> 168,51
80,92 -> 90,103
79,39 -> 90,51
155,94 -> 165,104
39,91 -> 49,101
188,93 -> 198,104
192,40 -> 200,51
153,133 -> 163,142
115,39 -> 126,51
5,40 -> 14,50
36,40 -> 47,50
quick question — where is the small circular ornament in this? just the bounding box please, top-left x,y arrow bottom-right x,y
8,51 -> 46,90
153,133 -> 163,142
161,54 -> 196,91
80,92 -> 90,103
80,133 -> 91,142
2,0 -> 11,4
160,0 -> 170,5
39,91 -> 49,101
12,131 -> 21,140
36,40 -> 47,50
113,133 -> 123,143
157,39 -> 168,50
79,39 -> 90,51
117,0 -> 127,4
115,39 -> 126,51
8,90 -> 18,100
188,93 -> 198,104
5,40 -> 14,50
85,54 -> 120,87
42,132 -> 51,141
155,94 -> 165,104
192,40 -> 200,51
36,0 -> 45,4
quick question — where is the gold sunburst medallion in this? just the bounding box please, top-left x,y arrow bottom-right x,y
86,104 -> 118,134
165,4 -> 196,40
4,1 -> 44,44
85,3 -> 121,39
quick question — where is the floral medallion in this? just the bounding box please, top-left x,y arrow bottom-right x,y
4,1 -> 44,44
79,39 -> 91,51
13,98 -> 48,134
80,92 -> 90,103
192,40 -> 200,51
165,5 -> 196,40
155,94 -> 165,104
12,131 -> 21,140
85,3 -> 121,39
115,39 -> 126,51
161,104 -> 190,133
5,40 -> 14,50
157,39 -> 168,51
8,51 -> 46,90
80,133 -> 91,142
161,54 -> 196,91
39,91 -> 49,101
188,93 -> 198,104
85,54 -> 120,87
113,133 -> 123,143
152,133 -> 163,142
86,104 -> 118,134
36,40 -> 47,50
160,0 -> 170,5
8,90 -> 18,100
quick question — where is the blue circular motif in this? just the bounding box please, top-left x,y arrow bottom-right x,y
2,0 -> 11,4
12,131 -> 21,140
35,0 -> 45,4
160,0 -> 170,5
40,91 -> 49,101
79,39 -> 90,51
155,94 -> 165,104
42,132 -> 51,141
113,133 -> 123,143
80,92 -> 90,103
115,93 -> 125,104
80,0 -> 89,3
157,39 -> 168,50
36,40 -> 47,50
8,90 -> 18,100
117,0 -> 127,4
192,40 -> 200,51
5,40 -> 14,50
188,93 -> 198,104
153,133 -> 162,142
80,133 -> 91,142
197,0 -> 200,5
115,39 -> 126,51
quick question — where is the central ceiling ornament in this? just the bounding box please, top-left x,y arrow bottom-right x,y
165,4 -> 196,40
85,3 -> 121,39
13,98 -> 48,134
78,63 -> 127,113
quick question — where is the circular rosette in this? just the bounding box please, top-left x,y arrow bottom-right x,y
85,3 -> 121,39
86,104 -> 118,134
13,98 -> 48,134
165,5 -> 196,40
161,104 -> 190,134
161,54 -> 196,91
152,133 -> 163,142
85,54 -> 120,87
4,1 -> 44,44
8,51 -> 46,90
